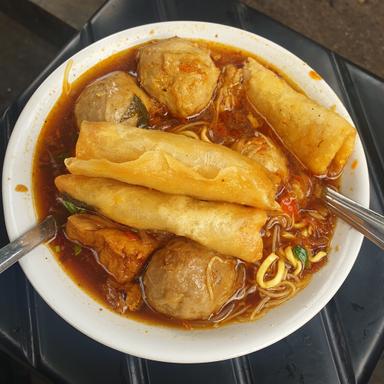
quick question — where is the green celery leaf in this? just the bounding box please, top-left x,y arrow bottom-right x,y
60,198 -> 86,215
73,244 -> 82,256
292,245 -> 309,268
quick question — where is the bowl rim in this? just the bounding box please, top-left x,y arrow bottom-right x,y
2,20 -> 370,363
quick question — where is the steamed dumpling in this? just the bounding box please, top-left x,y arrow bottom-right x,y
138,38 -> 220,118
143,238 -> 242,320
75,71 -> 152,127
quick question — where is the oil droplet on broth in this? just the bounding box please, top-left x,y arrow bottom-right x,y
15,184 -> 28,192
309,70 -> 322,80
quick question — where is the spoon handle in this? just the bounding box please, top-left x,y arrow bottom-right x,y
324,187 -> 384,250
0,216 -> 57,274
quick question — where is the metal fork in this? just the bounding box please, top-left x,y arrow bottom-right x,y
324,187 -> 384,250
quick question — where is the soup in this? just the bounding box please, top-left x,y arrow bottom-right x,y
33,38 -> 355,328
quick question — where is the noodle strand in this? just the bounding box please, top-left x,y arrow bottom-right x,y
256,253 -> 286,289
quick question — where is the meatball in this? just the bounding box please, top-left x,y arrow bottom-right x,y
143,238 -> 242,320
74,71 -> 152,128
232,134 -> 289,182
138,38 -> 220,118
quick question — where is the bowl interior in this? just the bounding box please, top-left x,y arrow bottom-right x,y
2,21 -> 369,363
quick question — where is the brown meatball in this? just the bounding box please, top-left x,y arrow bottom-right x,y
74,71 -> 152,128
143,238 -> 242,320
138,38 -> 220,118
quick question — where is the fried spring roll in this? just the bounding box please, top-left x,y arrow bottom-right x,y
243,58 -> 356,175
55,175 -> 267,262
64,121 -> 279,210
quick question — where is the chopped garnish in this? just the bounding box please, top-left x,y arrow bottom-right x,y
292,245 -> 308,268
73,244 -> 82,256
122,95 -> 149,128
55,152 -> 68,162
59,198 -> 86,214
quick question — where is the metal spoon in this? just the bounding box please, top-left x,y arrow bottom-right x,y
0,216 -> 57,274
324,187 -> 384,250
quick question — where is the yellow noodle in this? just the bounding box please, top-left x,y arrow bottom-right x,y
247,113 -> 260,129
286,273 -> 300,282
309,251 -> 327,263
284,246 -> 302,276
283,267 -> 288,281
308,211 -> 326,220
277,280 -> 297,292
256,253 -> 286,289
294,221 -> 307,229
174,123 -> 214,144
173,121 -> 207,132
200,126 -> 213,143
258,280 -> 295,298
282,231 -> 295,239
179,130 -> 200,140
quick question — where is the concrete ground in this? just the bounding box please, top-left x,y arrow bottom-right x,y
0,0 -> 104,115
0,11 -> 57,115
0,0 -> 383,382
244,0 -> 384,79
30,0 -> 105,29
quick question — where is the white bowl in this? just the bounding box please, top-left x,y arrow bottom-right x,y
2,21 -> 369,363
